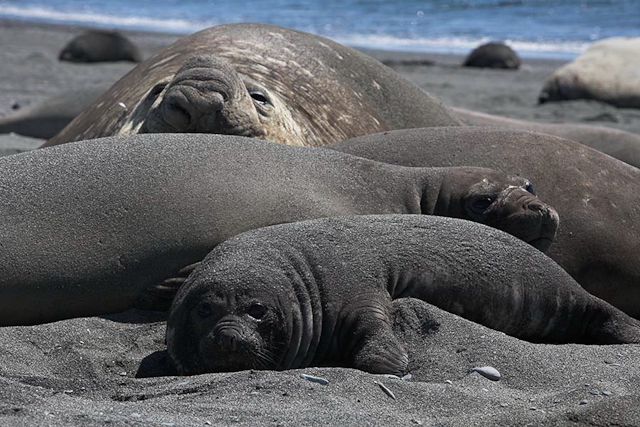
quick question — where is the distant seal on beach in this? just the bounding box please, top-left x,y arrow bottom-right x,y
0,133 -> 556,326
451,106 -> 640,168
166,215 -> 640,376
0,86 -> 107,139
45,23 -> 461,147
463,42 -> 521,69
58,30 -> 142,63
329,126 -> 640,317
538,37 -> 640,108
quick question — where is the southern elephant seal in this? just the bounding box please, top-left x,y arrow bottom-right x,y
166,215 -> 640,376
329,126 -> 640,317
58,30 -> 142,63
451,106 -> 640,168
463,42 -> 521,70
539,37 -> 640,108
0,86 -> 107,139
0,133 -> 555,326
45,23 -> 461,147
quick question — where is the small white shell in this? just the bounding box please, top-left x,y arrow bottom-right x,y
300,374 -> 329,385
374,381 -> 396,400
469,366 -> 501,381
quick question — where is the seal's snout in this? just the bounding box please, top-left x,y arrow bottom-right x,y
214,328 -> 239,352
162,86 -> 225,131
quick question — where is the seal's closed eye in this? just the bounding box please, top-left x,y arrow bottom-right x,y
470,195 -> 495,213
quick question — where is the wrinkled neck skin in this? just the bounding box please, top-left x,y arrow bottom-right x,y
417,168 -> 462,217
272,251 -> 328,370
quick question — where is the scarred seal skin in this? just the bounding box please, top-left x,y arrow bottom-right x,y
44,23 -> 461,147
0,133 -> 554,326
328,126 -> 640,318
166,215 -> 640,376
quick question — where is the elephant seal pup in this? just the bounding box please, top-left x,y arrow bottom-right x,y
329,126 -> 640,317
166,215 -> 640,376
0,86 -> 107,139
45,23 -> 460,147
59,30 -> 142,63
0,133 -> 556,326
451,106 -> 640,168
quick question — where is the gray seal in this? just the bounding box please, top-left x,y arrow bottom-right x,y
463,42 -> 521,69
451,106 -> 640,168
45,23 -> 460,147
0,133 -> 556,326
329,126 -> 640,317
166,215 -> 640,376
58,30 -> 142,63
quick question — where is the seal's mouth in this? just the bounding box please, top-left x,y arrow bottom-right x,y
529,237 -> 553,253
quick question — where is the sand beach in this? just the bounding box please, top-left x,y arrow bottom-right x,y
0,17 -> 639,426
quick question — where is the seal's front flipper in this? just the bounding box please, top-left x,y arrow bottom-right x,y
135,262 -> 201,311
349,326 -> 409,376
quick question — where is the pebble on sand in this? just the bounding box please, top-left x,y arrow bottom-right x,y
469,366 -> 501,381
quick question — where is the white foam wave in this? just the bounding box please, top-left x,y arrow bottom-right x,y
335,34 -> 590,58
0,4 -> 210,33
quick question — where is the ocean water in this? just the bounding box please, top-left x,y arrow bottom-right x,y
0,0 -> 638,59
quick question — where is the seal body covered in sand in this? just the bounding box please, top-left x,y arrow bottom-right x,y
451,106 -> 640,168
45,23 -> 460,147
166,215 -> 640,376
0,133 -> 555,326
329,126 -> 640,317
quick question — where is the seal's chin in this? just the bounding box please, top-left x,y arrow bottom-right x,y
529,237 -> 553,253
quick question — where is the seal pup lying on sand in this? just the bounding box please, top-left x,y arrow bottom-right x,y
329,126 -> 640,317
166,215 -> 640,376
0,133 -> 555,326
45,23 -> 460,147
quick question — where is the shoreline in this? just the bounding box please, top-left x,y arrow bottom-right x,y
1,17 -> 638,137
0,16 -> 574,63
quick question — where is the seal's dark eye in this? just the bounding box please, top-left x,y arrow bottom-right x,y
525,182 -> 536,195
247,303 -> 267,319
250,91 -> 270,106
471,196 -> 495,212
198,302 -> 214,319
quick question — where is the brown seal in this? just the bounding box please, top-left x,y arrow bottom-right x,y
45,23 -> 460,147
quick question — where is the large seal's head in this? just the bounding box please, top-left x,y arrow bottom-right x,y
434,168 -> 559,252
166,258 -> 296,375
131,54 -> 306,145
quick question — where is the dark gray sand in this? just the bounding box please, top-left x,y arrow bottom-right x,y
2,300 -> 638,426
0,19 -> 639,426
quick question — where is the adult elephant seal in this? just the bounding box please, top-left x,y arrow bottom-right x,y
44,23 -> 461,147
166,215 -> 640,376
451,106 -> 640,168
329,126 -> 640,317
463,42 -> 521,70
58,30 -> 142,63
0,133 -> 556,326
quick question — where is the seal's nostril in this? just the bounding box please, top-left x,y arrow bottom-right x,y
215,329 -> 239,351
527,202 -> 544,212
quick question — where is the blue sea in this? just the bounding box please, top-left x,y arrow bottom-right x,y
0,0 -> 638,59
